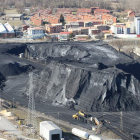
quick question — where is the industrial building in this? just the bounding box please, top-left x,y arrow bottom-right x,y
40,121 -> 62,140
5,14 -> 23,20
0,23 -> 15,38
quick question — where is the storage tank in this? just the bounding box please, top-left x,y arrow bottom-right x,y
89,135 -> 102,140
72,128 -> 89,139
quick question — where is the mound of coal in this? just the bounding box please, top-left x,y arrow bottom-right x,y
0,43 -> 26,54
28,62 -> 140,112
25,42 -> 140,111
0,72 -> 5,90
26,42 -> 132,67
0,62 -> 34,76
0,72 -> 4,80
116,62 -> 140,81
6,44 -> 27,55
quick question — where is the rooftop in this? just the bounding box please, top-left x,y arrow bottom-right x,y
6,14 -> 23,17
0,23 -> 7,33
60,32 -> 72,34
40,121 -> 61,131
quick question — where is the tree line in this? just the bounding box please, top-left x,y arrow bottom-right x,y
0,0 -> 140,14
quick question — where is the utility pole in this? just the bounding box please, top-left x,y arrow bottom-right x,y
27,71 -> 37,138
120,111 -> 123,131
57,112 -> 59,127
13,98 -> 15,115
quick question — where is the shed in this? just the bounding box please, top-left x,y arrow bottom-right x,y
40,121 -> 62,140
5,14 -> 23,20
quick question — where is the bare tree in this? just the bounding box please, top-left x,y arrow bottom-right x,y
110,40 -> 129,52
15,1 -> 24,13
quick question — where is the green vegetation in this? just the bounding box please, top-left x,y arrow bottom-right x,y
60,14 -> 66,25
69,33 -> 74,38
0,20 -> 22,26
60,14 -> 64,23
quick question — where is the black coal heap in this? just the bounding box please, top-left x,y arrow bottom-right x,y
25,41 -> 140,111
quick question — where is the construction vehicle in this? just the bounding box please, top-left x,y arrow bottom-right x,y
72,111 -> 103,125
72,111 -> 103,134
72,111 -> 88,122
72,111 -> 87,118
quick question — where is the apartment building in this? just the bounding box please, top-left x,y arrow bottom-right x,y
111,25 -> 130,34
28,27 -> 44,35
31,16 -> 43,26
94,9 -> 110,15
56,8 -> 72,14
134,17 -> 140,35
77,8 -> 91,14
31,7 -> 117,27
65,22 -> 79,29
58,32 -> 72,41
128,10 -> 135,21
46,24 -> 62,33
89,28 -> 101,36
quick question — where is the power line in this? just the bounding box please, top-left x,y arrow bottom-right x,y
27,71 -> 37,138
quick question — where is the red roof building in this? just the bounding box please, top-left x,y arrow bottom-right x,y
77,8 -> 91,14
60,32 -> 72,34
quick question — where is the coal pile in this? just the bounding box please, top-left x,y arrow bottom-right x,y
25,42 -> 140,112
0,72 -> 5,90
0,72 -> 4,80
0,62 -> 34,76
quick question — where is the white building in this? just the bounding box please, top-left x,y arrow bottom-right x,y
4,23 -> 14,33
27,27 -> 44,35
0,23 -> 7,33
134,17 -> 140,35
40,121 -> 62,140
111,25 -> 130,35
130,22 -> 135,33
0,22 -> 15,38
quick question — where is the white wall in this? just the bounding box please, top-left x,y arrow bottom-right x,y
115,34 -> 137,38
130,22 -> 135,33
40,122 -> 62,140
28,28 -> 44,35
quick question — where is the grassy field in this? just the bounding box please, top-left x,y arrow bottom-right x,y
4,8 -> 18,14
0,20 -> 22,26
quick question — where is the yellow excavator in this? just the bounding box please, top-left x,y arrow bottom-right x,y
72,111 -> 103,133
72,111 -> 102,125
72,111 -> 87,120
